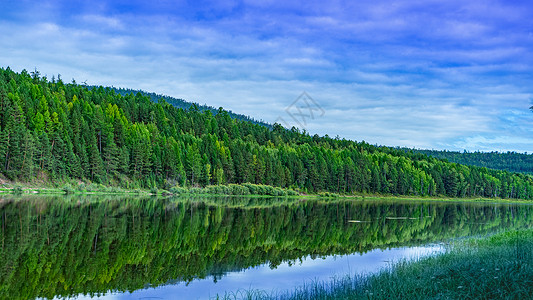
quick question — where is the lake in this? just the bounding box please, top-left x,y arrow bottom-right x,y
1,195 -> 532,299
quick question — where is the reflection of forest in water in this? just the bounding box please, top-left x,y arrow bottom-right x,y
1,195 -> 532,299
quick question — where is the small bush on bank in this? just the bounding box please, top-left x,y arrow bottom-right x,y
62,184 -> 75,194
169,186 -> 189,195
11,185 -> 23,194
166,183 -> 300,196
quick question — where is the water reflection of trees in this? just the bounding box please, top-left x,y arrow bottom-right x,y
1,195 -> 532,299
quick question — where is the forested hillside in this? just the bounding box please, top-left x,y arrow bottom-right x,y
113,89 -> 533,176
407,149 -> 533,175
113,87 -> 271,127
1,67 -> 532,199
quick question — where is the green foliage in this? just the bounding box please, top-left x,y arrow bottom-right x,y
0,68 -> 532,199
175,183 -> 299,196
259,229 -> 533,300
112,87 -> 271,127
83,183 -> 100,192
2,197 -> 533,299
169,186 -> 189,194
11,185 -> 22,194
318,192 -> 340,198
410,149 -> 533,175
62,184 -> 74,194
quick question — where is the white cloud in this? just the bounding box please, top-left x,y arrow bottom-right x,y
0,0 -> 531,152
81,14 -> 124,30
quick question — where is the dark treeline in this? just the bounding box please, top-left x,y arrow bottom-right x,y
1,196 -> 532,299
404,149 -> 533,175
0,67 -> 532,198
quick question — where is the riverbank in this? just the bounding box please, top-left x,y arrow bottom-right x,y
222,229 -> 533,299
1,180 -> 532,203
0,182 -> 301,196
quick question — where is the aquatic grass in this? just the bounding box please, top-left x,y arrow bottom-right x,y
217,229 -> 533,300
354,232 -> 533,300
216,288 -> 274,300
215,276 -> 366,300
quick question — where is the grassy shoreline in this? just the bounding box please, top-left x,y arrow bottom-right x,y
0,185 -> 533,204
1,182 -> 533,204
219,229 -> 533,300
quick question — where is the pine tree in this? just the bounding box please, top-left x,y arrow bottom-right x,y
88,132 -> 104,182
185,144 -> 201,185
103,135 -> 119,176
19,131 -> 36,179
214,167 -> 225,185
118,147 -> 130,175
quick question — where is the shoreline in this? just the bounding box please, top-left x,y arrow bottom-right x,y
1,184 -> 532,204
242,228 -> 533,300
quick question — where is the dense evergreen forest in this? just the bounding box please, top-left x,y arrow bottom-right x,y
406,149 -> 533,175
112,90 -> 533,176
0,67 -> 532,199
112,87 -> 271,127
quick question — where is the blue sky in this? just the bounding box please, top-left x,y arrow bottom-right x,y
1,0 -> 532,152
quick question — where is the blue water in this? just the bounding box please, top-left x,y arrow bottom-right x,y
67,245 -> 442,300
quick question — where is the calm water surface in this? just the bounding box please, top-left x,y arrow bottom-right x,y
1,195 -> 531,299
74,246 -> 440,300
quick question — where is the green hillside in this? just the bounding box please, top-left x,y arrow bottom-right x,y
0,67 -> 532,199
112,87 -> 271,127
407,149 -> 533,175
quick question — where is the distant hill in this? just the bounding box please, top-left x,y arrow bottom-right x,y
112,87 -> 271,128
405,149 -> 533,175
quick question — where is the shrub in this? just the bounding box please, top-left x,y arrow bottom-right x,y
84,183 -> 99,192
286,189 -> 300,196
12,186 -> 23,194
77,183 -> 86,192
62,184 -> 75,194
189,187 -> 203,194
169,186 -> 189,195
228,184 -> 250,195
106,186 -> 123,193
